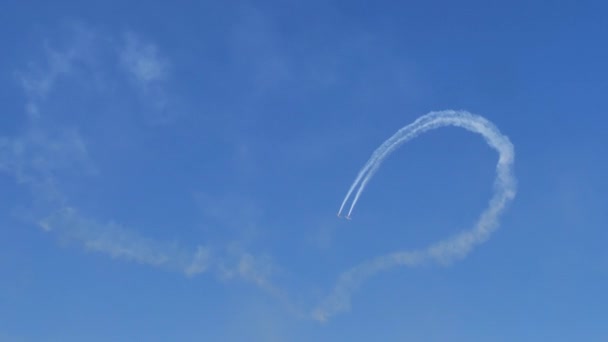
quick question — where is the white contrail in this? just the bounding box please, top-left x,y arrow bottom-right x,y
337,140 -> 392,217
337,114 -> 441,217
315,110 -> 516,321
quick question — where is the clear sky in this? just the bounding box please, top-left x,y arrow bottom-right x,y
1,1 -> 607,341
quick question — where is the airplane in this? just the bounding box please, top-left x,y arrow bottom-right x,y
337,213 -> 352,220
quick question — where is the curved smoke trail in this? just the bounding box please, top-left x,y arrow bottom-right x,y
316,110 -> 516,321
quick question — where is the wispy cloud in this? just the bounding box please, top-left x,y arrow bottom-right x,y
16,45 -> 76,121
15,25 -> 179,127
14,25 -> 102,121
220,248 -> 275,288
17,47 -> 73,101
120,32 -> 169,85
2,25 -> 281,293
0,124 -> 93,210
119,32 -> 176,124
38,206 -> 212,275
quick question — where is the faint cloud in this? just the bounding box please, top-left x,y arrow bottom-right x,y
0,124 -> 95,207
38,206 -> 212,275
15,24 -> 180,127
119,32 -> 177,124
16,42 -> 76,121
17,47 -> 73,101
220,249 -> 275,287
218,245 -> 300,315
120,32 -> 169,85
185,246 -> 212,276
14,24 -> 103,120
194,192 -> 292,301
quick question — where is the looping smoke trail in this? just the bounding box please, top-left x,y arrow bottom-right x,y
317,110 -> 516,321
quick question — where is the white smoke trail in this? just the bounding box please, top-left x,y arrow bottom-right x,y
315,110 -> 516,321
337,114 -> 444,217
337,144 -> 389,217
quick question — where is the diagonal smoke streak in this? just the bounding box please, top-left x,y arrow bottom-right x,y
315,110 -> 516,321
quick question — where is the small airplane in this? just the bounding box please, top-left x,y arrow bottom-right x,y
337,213 -> 352,220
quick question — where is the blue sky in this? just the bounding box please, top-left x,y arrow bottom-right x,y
1,1 -> 607,341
